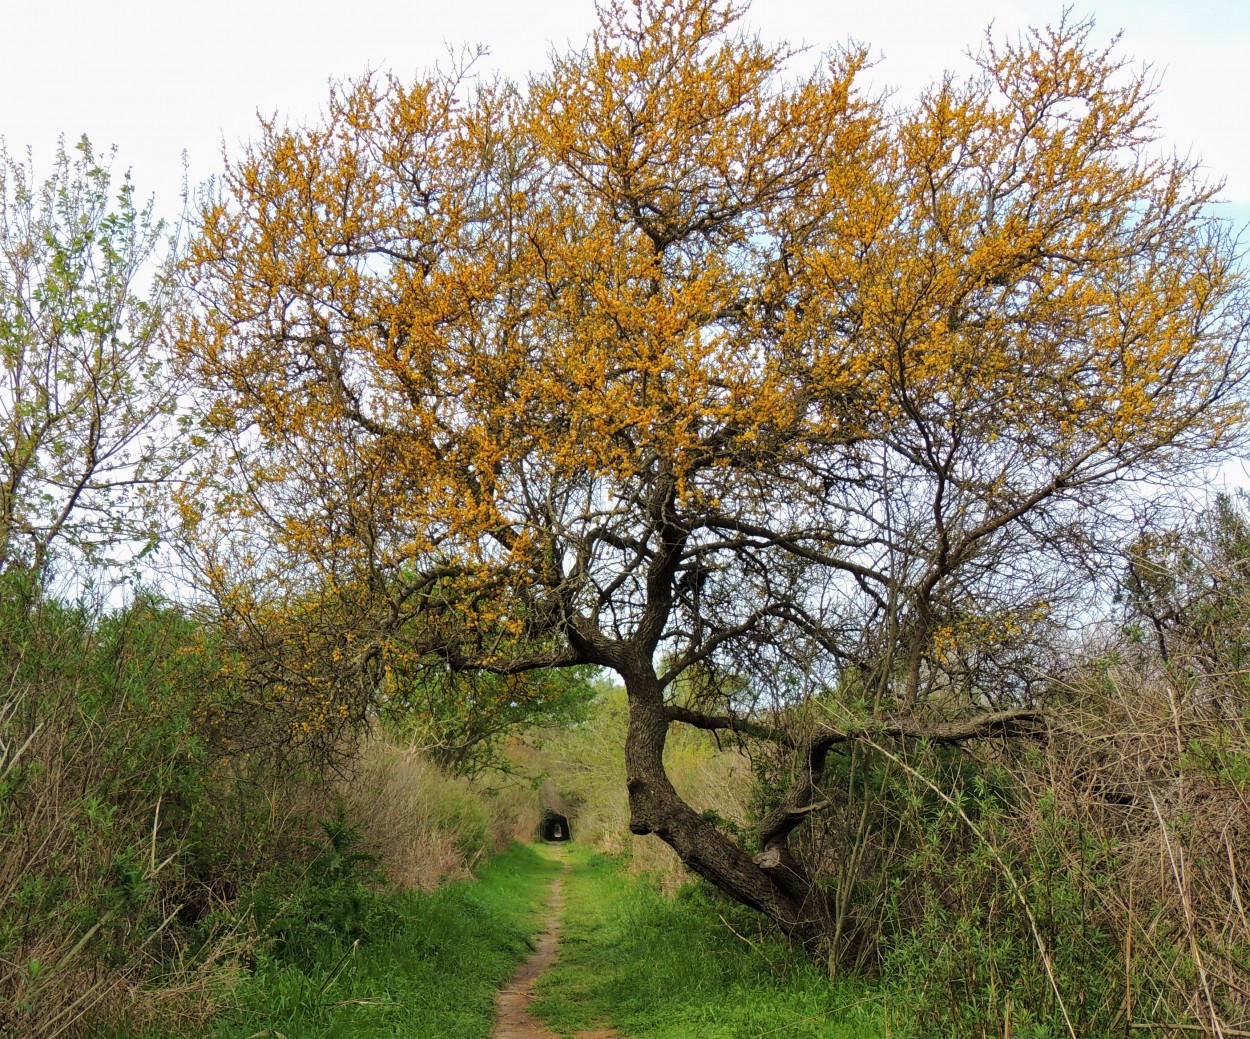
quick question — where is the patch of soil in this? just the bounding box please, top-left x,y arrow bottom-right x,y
491,862 -> 624,1039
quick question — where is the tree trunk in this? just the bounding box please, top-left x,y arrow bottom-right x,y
620,666 -> 826,942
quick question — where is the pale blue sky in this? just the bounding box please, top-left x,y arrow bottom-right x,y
2,0 -> 1247,232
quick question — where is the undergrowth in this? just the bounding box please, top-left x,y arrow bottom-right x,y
0,569 -> 547,1035
140,842 -> 560,1039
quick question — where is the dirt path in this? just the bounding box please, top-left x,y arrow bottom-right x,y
490,857 -> 623,1039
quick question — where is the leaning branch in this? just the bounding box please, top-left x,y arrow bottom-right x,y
812,707 -> 1047,750
754,707 -> 1049,886
664,704 -> 786,744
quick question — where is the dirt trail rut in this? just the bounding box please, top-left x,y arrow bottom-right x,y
490,860 -> 622,1039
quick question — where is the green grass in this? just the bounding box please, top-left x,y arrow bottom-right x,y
530,844 -> 885,1039
119,841 -> 883,1038
204,842 -> 560,1039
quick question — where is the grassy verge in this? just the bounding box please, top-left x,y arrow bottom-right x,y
531,845 -> 884,1039
198,842 -> 559,1039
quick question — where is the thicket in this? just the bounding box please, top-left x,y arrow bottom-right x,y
0,574 -> 226,1036
711,497 -> 1250,1038
0,572 -> 547,1036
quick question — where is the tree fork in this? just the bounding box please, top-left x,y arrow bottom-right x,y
622,671 -> 826,939
628,680 -> 1048,940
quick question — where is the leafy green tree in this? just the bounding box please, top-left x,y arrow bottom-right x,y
0,136 -> 183,586
1124,493 -> 1250,686
382,662 -> 597,777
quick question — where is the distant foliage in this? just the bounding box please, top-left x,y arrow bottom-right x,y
381,661 -> 598,777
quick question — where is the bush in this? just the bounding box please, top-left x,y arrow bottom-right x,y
243,813 -> 394,973
878,778 -> 1129,1039
0,577 -> 227,1036
774,677 -> 1250,1037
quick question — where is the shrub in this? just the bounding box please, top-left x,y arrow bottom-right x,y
0,578 -> 225,1036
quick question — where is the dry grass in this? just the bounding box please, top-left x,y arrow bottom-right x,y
1036,656 -> 1250,1033
338,730 -> 544,890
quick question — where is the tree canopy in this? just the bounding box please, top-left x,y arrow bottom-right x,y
183,0 -> 1249,934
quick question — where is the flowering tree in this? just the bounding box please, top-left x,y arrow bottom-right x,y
184,0 -> 1248,935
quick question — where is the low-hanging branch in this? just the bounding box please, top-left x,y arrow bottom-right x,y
666,701 -> 1046,757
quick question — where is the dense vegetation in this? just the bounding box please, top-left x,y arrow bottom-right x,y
0,569 -> 552,1036
3,528 -> 1250,1035
3,1 -> 1249,1036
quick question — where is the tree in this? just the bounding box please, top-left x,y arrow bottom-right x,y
0,136 -> 183,587
1123,491 -> 1250,688
183,0 -> 1248,938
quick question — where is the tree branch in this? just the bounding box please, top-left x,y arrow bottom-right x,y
664,704 -> 784,744
812,707 -> 1048,750
447,645 -> 583,675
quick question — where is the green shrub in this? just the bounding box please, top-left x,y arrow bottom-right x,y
879,789 -> 1129,1039
244,812 -> 394,972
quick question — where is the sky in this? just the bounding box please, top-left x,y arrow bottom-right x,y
3,0 -> 1248,232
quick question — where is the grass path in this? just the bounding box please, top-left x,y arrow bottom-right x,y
528,844 -> 884,1039
490,849 -> 626,1039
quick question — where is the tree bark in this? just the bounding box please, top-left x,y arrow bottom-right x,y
620,664 -> 827,941
621,662 -> 1046,942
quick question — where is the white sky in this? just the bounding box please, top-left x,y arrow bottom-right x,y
2,0 -> 1248,231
